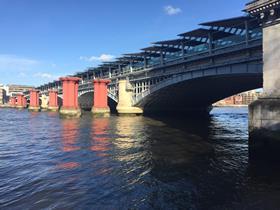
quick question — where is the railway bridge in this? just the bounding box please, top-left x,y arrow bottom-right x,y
8,0 -> 280,159
35,16 -> 263,116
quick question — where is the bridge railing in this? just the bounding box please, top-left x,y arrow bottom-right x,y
132,40 -> 262,105
110,28 -> 263,78
108,37 -> 262,84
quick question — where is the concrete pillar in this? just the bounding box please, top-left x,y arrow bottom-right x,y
247,3 -> 280,160
10,97 -> 16,108
116,80 -> 143,115
40,94 -> 49,111
91,79 -> 110,117
48,90 -> 59,111
59,77 -> 81,117
16,94 -> 25,109
29,89 -> 40,112
23,97 -> 27,108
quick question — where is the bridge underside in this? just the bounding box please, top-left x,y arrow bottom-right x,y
78,92 -> 117,113
137,74 -> 263,115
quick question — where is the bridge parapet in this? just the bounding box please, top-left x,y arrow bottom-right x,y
37,14 -> 263,95
131,38 -> 262,105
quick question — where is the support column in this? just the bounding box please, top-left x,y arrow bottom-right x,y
29,89 -> 40,112
116,79 -> 143,115
16,94 -> 25,109
59,77 -> 81,117
48,90 -> 59,111
246,1 -> 280,160
91,79 -> 111,117
9,97 -> 16,108
23,97 -> 27,108
40,94 -> 49,111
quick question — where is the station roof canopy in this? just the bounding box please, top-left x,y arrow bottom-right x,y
178,28 -> 210,38
118,56 -> 144,62
102,61 -> 128,67
141,45 -> 181,53
98,63 -> 114,68
200,16 -> 260,29
153,38 -> 183,46
124,52 -> 161,58
200,16 -> 251,28
86,67 -> 97,73
96,65 -> 111,70
75,71 -> 84,77
178,28 -> 235,40
153,38 -> 205,47
116,57 -> 131,65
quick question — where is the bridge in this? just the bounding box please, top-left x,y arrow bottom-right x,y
29,15 -> 263,116
6,0 -> 280,160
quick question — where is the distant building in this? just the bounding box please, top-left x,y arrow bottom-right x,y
214,90 -> 262,106
0,84 -> 8,104
0,84 -> 34,105
0,87 -> 4,104
6,84 -> 34,97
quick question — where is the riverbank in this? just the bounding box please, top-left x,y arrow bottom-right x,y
213,104 -> 248,108
0,104 -> 13,108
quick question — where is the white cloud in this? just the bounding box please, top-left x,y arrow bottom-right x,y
19,72 -> 27,77
0,54 -> 39,71
0,54 -> 65,86
51,63 -> 57,68
164,5 -> 182,15
34,72 -> 55,79
80,54 -> 115,63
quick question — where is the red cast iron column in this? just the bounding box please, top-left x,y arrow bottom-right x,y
92,79 -> 111,116
29,89 -> 40,111
16,94 -> 24,109
23,97 -> 27,108
10,97 -> 16,108
48,89 -> 59,111
59,77 -> 81,117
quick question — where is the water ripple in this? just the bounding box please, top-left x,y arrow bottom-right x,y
0,108 -> 280,209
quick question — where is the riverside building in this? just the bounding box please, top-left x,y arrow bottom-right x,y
214,90 -> 262,106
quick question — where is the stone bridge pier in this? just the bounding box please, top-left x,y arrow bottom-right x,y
116,80 -> 143,115
246,0 -> 280,160
40,94 -> 49,111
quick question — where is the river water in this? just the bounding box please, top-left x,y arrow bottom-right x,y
0,107 -> 280,210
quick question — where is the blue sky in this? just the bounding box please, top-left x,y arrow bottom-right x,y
0,0 -> 248,86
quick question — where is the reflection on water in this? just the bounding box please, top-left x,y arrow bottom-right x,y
90,117 -> 110,155
61,119 -> 80,152
0,108 -> 280,209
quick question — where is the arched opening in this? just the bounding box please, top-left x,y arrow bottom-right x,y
58,96 -> 63,107
213,89 -> 262,107
137,74 -> 263,116
78,91 -> 117,113
78,92 -> 93,111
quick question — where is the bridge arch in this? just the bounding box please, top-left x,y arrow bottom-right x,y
134,62 -> 263,115
78,90 -> 117,112
57,95 -> 63,107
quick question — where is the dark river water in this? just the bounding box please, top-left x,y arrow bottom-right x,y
1,107 -> 280,210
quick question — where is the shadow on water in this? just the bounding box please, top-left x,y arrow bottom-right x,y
144,108 -> 280,209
